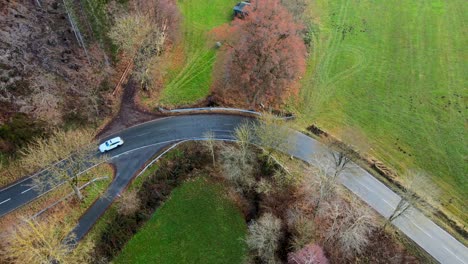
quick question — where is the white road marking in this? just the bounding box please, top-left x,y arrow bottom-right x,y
409,219 -> 433,238
0,198 -> 11,205
351,178 -> 394,208
352,178 -> 377,195
1,112 -> 465,264
443,246 -> 466,264
360,183 -> 374,192
348,177 -> 372,192
21,186 -> 35,194
110,139 -> 182,159
135,138 -> 237,179
0,161 -> 62,193
381,199 -> 393,207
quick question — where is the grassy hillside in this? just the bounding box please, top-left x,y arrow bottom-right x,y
114,177 -> 247,263
295,0 -> 467,223
158,0 -> 237,105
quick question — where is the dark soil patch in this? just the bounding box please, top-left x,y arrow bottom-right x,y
97,79 -> 163,138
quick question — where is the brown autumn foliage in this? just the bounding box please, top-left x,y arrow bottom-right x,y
1,0 -> 117,125
213,0 -> 307,108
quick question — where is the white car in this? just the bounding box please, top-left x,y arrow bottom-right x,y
99,137 -> 124,153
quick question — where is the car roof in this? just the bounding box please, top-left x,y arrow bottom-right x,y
108,137 -> 122,143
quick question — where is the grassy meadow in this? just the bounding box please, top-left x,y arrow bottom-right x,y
114,177 -> 247,263
294,0 -> 467,223
157,0 -> 237,106
137,0 -> 467,229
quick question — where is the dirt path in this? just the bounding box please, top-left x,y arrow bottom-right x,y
97,79 -> 163,138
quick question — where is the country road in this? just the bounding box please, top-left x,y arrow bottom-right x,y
0,114 -> 466,264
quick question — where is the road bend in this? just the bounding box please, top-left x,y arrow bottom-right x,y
1,114 -> 466,264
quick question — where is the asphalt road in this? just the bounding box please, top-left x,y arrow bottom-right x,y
0,114 -> 467,263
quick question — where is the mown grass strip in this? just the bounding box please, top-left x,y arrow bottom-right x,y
159,0 -> 237,106
294,0 -> 467,224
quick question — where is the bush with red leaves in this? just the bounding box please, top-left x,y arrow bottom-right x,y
288,243 -> 329,264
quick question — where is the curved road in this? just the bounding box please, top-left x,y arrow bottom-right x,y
0,114 -> 467,264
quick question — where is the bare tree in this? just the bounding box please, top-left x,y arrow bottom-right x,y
20,129 -> 106,201
322,196 -> 377,258
220,144 -> 256,191
108,14 -> 152,56
20,129 -> 95,171
202,131 -> 217,166
321,128 -> 371,178
219,122 -> 258,192
301,161 -> 340,218
0,215 -> 91,263
386,170 -> 440,227
246,213 -> 283,263
31,144 -> 106,201
234,122 -> 254,164
303,145 -> 359,218
321,138 -> 354,178
109,13 -> 167,90
116,189 -> 141,216
132,23 -> 167,90
254,113 -> 295,162
286,206 -> 317,251
132,0 -> 180,43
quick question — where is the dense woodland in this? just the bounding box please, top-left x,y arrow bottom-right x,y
0,0 -> 113,157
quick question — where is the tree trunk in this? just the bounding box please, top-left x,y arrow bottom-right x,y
71,184 -> 84,201
313,198 -> 321,218
211,148 -> 216,167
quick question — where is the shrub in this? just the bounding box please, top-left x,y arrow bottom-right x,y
246,213 -> 283,263
116,189 -> 141,216
321,196 -> 378,258
289,217 -> 317,251
288,243 -> 328,264
220,144 -> 256,191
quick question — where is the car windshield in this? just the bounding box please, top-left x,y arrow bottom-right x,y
105,142 -> 110,146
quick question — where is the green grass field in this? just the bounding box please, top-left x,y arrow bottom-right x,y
114,177 -> 247,264
158,0 -> 237,105
294,0 -> 467,223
